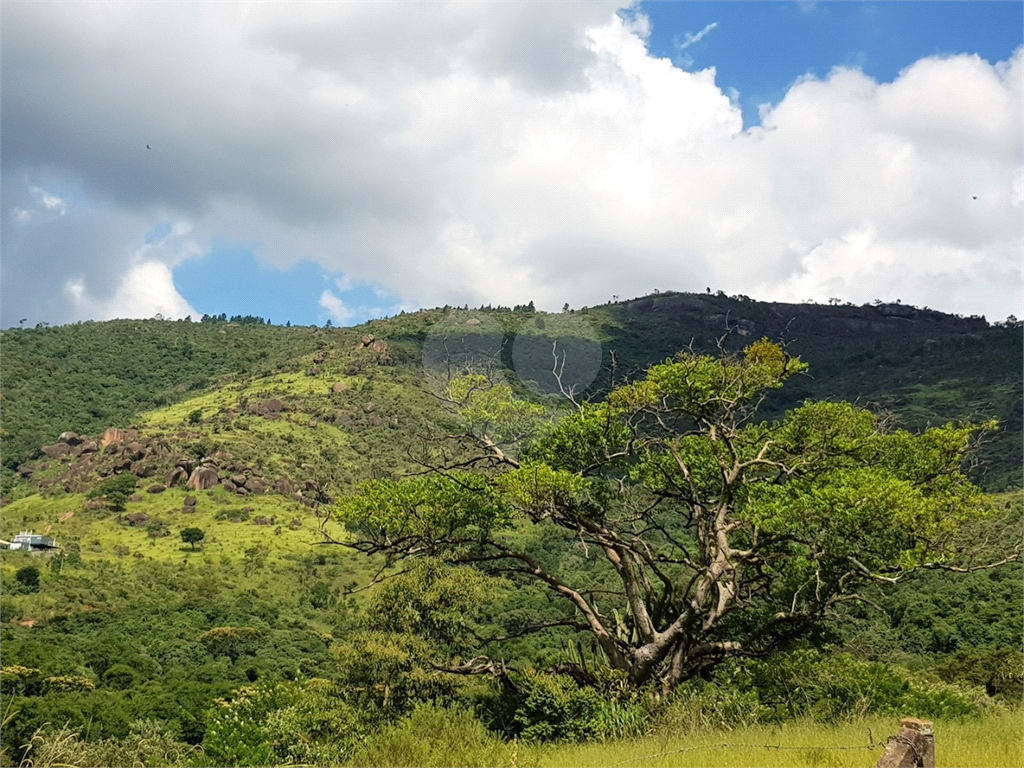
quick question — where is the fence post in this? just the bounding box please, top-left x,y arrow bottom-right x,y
875,717 -> 935,768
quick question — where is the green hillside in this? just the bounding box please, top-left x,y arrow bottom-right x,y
0,295 -> 1020,767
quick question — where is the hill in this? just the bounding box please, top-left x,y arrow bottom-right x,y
3,294 -> 1020,498
0,292 -> 1020,766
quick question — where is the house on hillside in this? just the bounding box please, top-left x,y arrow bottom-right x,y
6,532 -> 59,551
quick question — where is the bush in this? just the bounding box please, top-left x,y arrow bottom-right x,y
351,703 -> 512,767
15,566 -> 41,592
104,663 -> 141,690
479,670 -> 650,743
203,680 -> 367,767
654,650 -> 985,734
17,719 -> 202,768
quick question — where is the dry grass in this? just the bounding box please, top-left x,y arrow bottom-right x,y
523,711 -> 1023,768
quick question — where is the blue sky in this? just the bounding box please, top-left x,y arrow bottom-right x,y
639,2 -> 1024,127
3,2 -> 1022,328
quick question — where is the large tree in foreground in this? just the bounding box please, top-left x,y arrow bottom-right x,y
329,340 -> 1018,694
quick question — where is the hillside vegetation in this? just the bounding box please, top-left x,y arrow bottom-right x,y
0,293 -> 1020,767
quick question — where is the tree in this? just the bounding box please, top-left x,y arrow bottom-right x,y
180,527 -> 205,550
331,340 -> 1019,695
94,473 -> 137,512
15,566 -> 40,592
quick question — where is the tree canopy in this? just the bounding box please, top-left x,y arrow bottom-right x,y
332,340 -> 1013,694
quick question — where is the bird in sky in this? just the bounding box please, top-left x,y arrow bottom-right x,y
146,144 -> 151,150
972,196 -> 978,200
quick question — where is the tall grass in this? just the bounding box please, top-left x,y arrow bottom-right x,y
525,710 -> 1023,768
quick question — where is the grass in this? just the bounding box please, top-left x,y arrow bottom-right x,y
523,711 -> 1024,768
0,486 -> 345,568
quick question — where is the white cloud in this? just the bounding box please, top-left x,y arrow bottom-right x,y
2,3 -> 1021,327
318,290 -> 352,324
65,260 -> 197,320
677,21 -> 718,50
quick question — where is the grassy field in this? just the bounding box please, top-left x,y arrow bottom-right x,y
518,711 -> 1024,768
0,487 -> 344,567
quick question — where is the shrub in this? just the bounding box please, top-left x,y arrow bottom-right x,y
479,670 -> 650,743
43,675 -> 96,693
654,650 -> 984,734
15,566 -> 40,592
18,719 -> 201,768
351,703 -> 511,767
103,664 -> 141,690
203,680 -> 367,767
0,665 -> 43,696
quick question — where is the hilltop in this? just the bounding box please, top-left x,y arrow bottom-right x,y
3,292 -> 1020,501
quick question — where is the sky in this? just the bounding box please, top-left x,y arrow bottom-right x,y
2,1 -> 1021,329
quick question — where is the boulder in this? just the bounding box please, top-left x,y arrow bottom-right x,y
306,367 -> 319,377
83,499 -> 105,511
124,428 -> 140,443
112,457 -> 133,472
308,420 -> 318,428
165,467 -> 188,488
360,334 -> 375,346
244,478 -> 265,495
16,465 -> 34,477
58,431 -> 82,446
146,484 -> 166,494
187,466 -> 220,491
363,402 -> 376,413
274,478 -> 294,495
231,474 -> 247,486
183,495 -> 197,508
100,427 -> 126,448
252,516 -> 273,526
79,441 -> 99,454
313,352 -> 326,364
331,381 -> 347,394
41,443 -> 71,458
124,513 -> 148,527
264,399 -> 284,413
222,481 -> 237,493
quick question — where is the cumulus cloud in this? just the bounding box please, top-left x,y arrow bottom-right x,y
2,2 -> 1020,328
318,290 -> 352,325
65,260 -> 197,321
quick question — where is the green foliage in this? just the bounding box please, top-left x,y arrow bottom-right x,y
337,473 -> 513,550
180,526 -> 206,549
447,375 -> 547,446
16,719 -> 203,768
661,650 -> 985,730
203,680 -> 366,767
198,627 -> 267,662
94,472 -> 138,512
330,630 -> 455,712
350,703 -> 512,767
0,319 -> 323,472
15,565 -> 40,591
935,648 -> 1024,699
371,559 -> 491,645
1,665 -> 44,695
104,663 -> 142,690
480,671 -> 650,743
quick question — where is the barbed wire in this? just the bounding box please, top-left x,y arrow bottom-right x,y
607,732 -> 889,767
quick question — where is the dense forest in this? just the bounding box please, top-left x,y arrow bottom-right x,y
0,293 -> 1020,767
